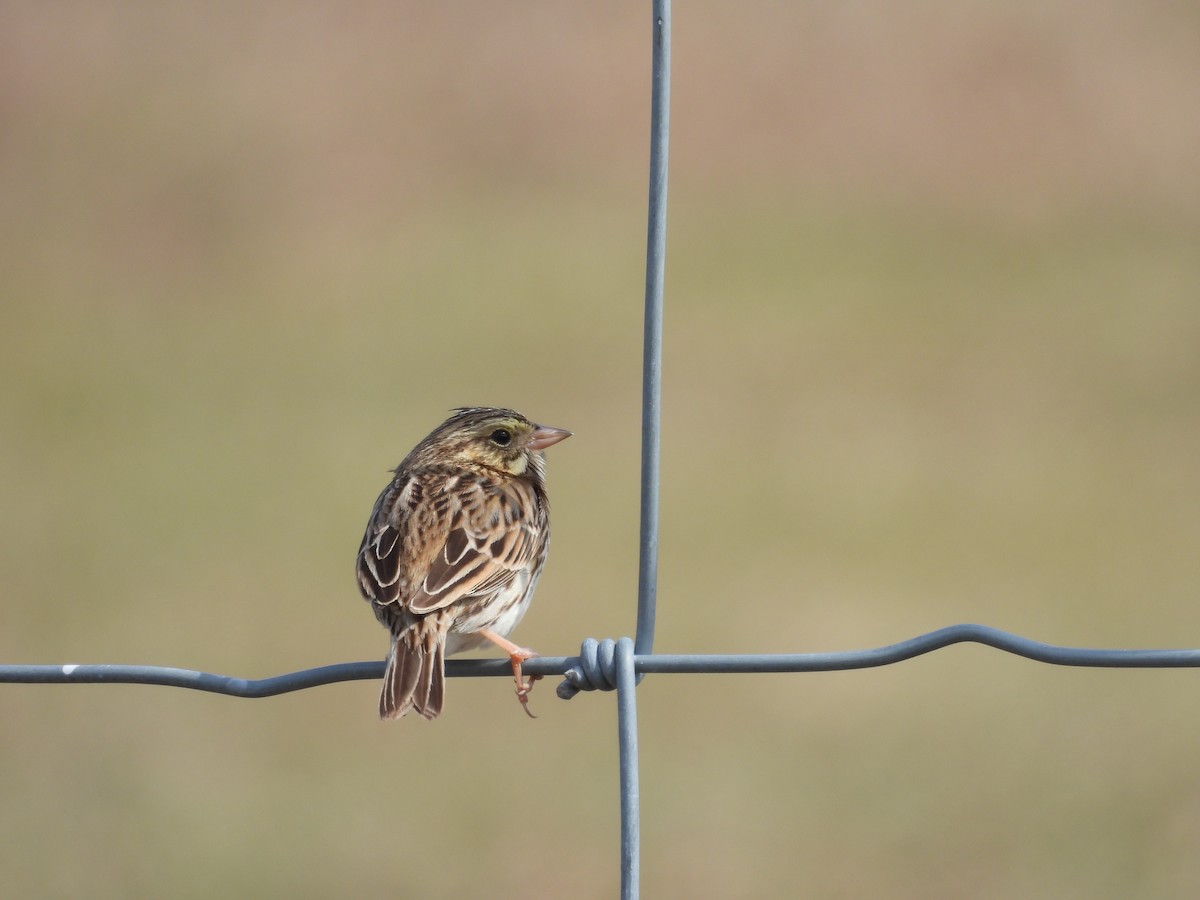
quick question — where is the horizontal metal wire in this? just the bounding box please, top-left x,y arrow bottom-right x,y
0,661 -> 385,697
4,624 -> 1199,700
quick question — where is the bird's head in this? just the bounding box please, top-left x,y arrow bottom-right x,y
409,407 -> 571,478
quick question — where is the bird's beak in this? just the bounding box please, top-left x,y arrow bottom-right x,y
528,425 -> 572,450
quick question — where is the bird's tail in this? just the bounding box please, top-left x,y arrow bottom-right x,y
380,618 -> 447,720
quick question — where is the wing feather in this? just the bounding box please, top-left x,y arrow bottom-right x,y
408,480 -> 541,614
358,470 -> 543,617
356,478 -> 414,604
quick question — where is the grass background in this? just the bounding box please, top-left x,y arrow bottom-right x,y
2,2 -> 1200,897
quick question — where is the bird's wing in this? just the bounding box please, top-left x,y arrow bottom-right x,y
407,477 -> 542,614
356,475 -> 414,606
356,472 -> 541,614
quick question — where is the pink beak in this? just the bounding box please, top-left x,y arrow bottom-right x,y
527,425 -> 573,451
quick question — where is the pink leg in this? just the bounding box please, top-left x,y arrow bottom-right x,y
478,628 -> 542,718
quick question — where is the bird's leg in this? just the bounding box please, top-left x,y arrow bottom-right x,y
477,628 -> 542,718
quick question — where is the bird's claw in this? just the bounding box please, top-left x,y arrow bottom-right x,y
510,648 -> 541,719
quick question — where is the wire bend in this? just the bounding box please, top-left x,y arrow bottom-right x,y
556,636 -> 652,699
557,637 -> 625,699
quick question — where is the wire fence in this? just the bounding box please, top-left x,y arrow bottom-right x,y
2,4 -> 1197,898
8,626 -> 1200,898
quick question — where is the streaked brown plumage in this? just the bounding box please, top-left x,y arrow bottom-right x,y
356,407 -> 571,720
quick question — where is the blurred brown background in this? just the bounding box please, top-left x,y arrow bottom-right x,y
3,2 -> 1200,897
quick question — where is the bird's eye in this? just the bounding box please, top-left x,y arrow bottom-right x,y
490,428 -> 512,446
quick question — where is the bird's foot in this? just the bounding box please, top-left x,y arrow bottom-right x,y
478,628 -> 542,719
510,649 -> 543,719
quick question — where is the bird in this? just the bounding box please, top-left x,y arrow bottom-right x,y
355,407 -> 571,720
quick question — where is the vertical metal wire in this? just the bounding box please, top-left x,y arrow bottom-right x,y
623,4 -> 669,896
616,637 -> 641,900
636,0 -> 671,659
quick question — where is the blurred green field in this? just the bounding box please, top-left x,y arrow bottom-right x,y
2,3 -> 1200,898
